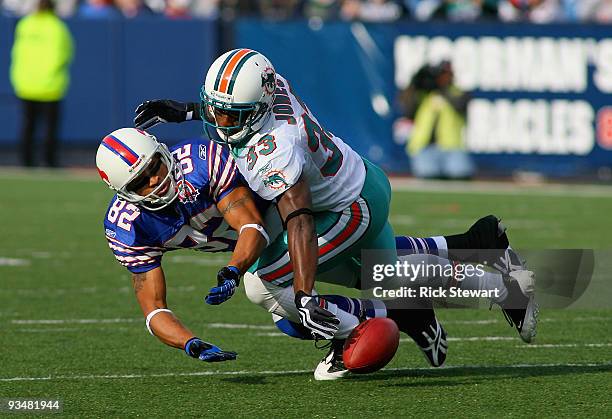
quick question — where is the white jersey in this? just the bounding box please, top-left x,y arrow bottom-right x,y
232,75 -> 366,212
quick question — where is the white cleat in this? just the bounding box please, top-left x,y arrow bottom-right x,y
314,339 -> 349,381
500,270 -> 539,344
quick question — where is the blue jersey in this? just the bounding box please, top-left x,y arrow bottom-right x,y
103,138 -> 242,273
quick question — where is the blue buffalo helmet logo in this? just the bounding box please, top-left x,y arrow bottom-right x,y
261,67 -> 276,96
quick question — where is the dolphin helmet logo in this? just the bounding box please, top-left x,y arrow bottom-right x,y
261,67 -> 276,96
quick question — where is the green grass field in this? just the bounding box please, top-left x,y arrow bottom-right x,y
1,170 -> 611,417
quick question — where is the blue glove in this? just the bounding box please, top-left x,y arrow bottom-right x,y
205,266 -> 240,305
184,337 -> 237,362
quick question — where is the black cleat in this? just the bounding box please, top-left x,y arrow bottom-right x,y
413,317 -> 448,367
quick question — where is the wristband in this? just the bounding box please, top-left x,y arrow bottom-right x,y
184,337 -> 201,357
226,265 -> 241,276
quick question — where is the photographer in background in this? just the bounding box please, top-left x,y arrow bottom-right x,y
399,60 -> 475,180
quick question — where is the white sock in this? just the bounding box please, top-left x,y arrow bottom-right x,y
459,270 -> 508,303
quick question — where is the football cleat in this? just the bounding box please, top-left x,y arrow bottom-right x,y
314,339 -> 349,381
491,219 -> 527,275
413,317 -> 448,367
492,246 -> 527,276
498,270 -> 539,343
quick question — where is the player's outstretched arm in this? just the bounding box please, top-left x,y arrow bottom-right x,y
277,176 -> 340,339
133,100 -> 201,130
205,186 -> 269,305
276,175 -> 317,295
133,266 -> 237,361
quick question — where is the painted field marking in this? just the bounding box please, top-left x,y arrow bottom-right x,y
516,343 -> 612,349
1,362 -> 610,383
389,178 -> 612,198
11,318 -> 141,325
9,316 -> 609,327
0,258 -> 30,267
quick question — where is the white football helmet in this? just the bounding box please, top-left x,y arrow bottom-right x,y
201,48 -> 276,145
95,128 -> 182,211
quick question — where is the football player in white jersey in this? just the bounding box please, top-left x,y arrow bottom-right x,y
133,49 -> 538,379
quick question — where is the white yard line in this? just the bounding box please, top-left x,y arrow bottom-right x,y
9,316 -> 609,327
11,318 -> 141,325
14,327 -> 603,348
0,258 -> 30,267
255,334 -> 516,342
17,327 -> 134,333
516,343 -> 612,349
207,323 -> 276,330
1,362 -> 610,383
400,336 -> 515,343
3,285 -> 196,295
3,169 -> 612,197
388,178 -> 612,198
165,255 -> 230,266
0,168 -> 98,182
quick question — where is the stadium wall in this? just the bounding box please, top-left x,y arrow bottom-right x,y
0,17 -> 216,147
1,17 -> 611,176
236,20 -> 612,177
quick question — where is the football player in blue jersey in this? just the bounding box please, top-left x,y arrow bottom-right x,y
97,127 -> 272,362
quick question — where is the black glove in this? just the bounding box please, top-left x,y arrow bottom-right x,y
184,337 -> 237,362
294,290 -> 340,340
134,100 -> 200,130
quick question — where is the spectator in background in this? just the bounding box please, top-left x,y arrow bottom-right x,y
404,0 -> 498,21
443,0 -> 484,21
77,0 -> 121,18
193,0 -> 256,20
341,0 -> 403,22
303,0 -> 340,21
445,0 -> 500,21
580,0 -> 612,22
115,0 -> 153,17
404,0 -> 442,20
10,0 -> 74,167
498,0 -> 562,22
165,0 -> 192,18
399,61 -> 474,179
2,0 -> 77,17
258,0 -> 301,20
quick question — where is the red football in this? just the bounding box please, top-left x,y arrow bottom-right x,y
342,318 -> 400,374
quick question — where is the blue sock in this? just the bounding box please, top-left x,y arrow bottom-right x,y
322,295 -> 387,319
395,235 -> 447,256
274,318 -> 313,340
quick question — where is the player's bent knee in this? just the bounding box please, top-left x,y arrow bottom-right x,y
243,272 -> 268,307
